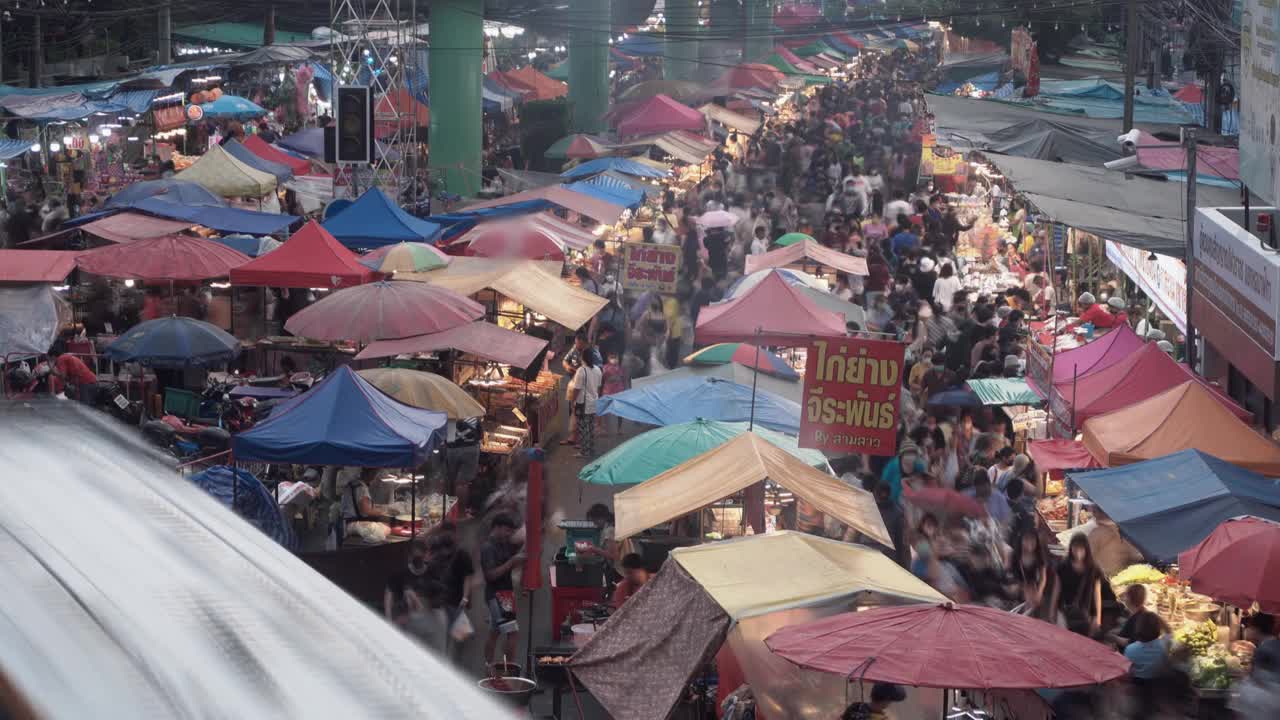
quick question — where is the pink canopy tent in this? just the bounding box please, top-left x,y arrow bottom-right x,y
1052,343 -> 1250,426
1135,131 -> 1239,179
695,269 -> 845,346
714,63 -> 786,91
447,213 -> 594,252
744,239 -> 869,276
1037,324 -> 1145,393
616,95 -> 708,137
1028,439 -> 1102,473
460,186 -> 626,225
1174,84 -> 1203,103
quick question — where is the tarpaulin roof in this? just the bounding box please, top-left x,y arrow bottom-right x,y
985,153 -> 1248,257
1134,130 -> 1240,180
620,131 -> 719,164
0,250 -> 78,283
77,212 -> 194,244
233,365 -> 447,467
613,433 -> 891,545
230,220 -> 378,288
402,259 -> 605,330
221,139 -> 293,181
354,320 -> 548,368
774,47 -> 818,73
1052,343 -> 1249,425
713,63 -> 786,91
129,197 -> 298,236
796,285 -> 867,326
276,127 -> 326,158
560,156 -> 669,180
696,268 -> 846,346
0,88 -> 157,120
105,178 -> 225,209
698,103 -> 761,134
175,143 -> 277,197
173,21 -> 314,47
615,95 -> 708,137
0,138 -> 32,160
928,94 -> 1181,152
1082,381 -> 1280,475
1029,439 -> 1102,472
458,185 -> 627,225
1039,323 -> 1144,392
242,134 -> 313,175
966,378 -> 1043,406
744,239 -> 869,276
563,176 -> 646,209
1070,449 -> 1280,562
616,33 -> 665,57
321,188 -> 442,249
199,94 -> 267,121
970,118 -> 1125,165
0,284 -> 68,359
447,212 -> 597,251
0,401 -> 507,720
488,66 -> 567,101
631,363 -> 803,404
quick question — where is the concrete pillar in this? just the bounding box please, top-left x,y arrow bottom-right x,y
428,0 -> 483,196
568,0 -> 610,132
822,0 -> 845,23
743,0 -> 773,63
664,0 -> 700,81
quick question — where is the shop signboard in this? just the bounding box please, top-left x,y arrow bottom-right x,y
798,336 -> 905,456
920,134 -> 966,180
621,242 -> 681,293
1104,240 -> 1187,333
1241,0 -> 1280,205
1192,208 -> 1280,360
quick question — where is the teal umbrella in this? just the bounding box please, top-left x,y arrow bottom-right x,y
579,418 -> 827,486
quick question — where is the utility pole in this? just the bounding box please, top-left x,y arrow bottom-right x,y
1123,0 -> 1139,130
30,14 -> 42,88
264,6 -> 276,46
158,4 -> 172,65
1184,129 -> 1199,372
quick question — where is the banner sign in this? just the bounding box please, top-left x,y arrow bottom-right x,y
1242,0 -> 1280,204
919,134 -> 967,179
1193,207 -> 1280,359
799,336 -> 905,456
621,242 -> 681,293
1105,240 -> 1188,333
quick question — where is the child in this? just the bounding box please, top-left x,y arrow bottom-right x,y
599,352 -> 628,436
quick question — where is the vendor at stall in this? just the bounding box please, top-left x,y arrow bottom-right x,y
1067,292 -> 1117,332
47,344 -> 98,403
609,553 -> 651,609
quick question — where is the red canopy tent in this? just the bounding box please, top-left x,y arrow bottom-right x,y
715,63 -> 786,91
775,47 -> 818,73
76,235 -> 250,281
695,269 -> 845,346
616,94 -> 708,137
490,67 -> 567,101
1052,343 -> 1249,426
1044,323 -> 1144,388
375,88 -> 430,134
243,135 -> 312,176
229,221 -> 379,289
0,250 -> 77,283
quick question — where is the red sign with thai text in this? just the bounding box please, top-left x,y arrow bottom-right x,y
799,336 -> 906,456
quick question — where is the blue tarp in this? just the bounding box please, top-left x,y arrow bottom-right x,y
560,156 -> 669,180
429,199 -> 554,241
276,127 -> 326,158
188,465 -> 296,549
0,138 -> 34,160
233,366 -> 447,467
222,139 -> 293,182
131,196 -> 298,235
1070,449 -> 1280,562
935,71 -> 1000,96
616,34 -> 664,57
563,177 -> 645,210
105,178 -> 226,209
322,188 -> 442,249
597,376 -> 801,434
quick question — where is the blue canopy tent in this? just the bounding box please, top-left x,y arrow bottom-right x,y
1070,449 -> 1280,562
233,366 -> 448,467
562,177 -> 646,210
222,139 -> 294,182
597,376 -> 801,434
321,187 -> 442,249
131,196 -> 298,235
560,156 -> 669,180
105,178 -> 226,209
188,465 -> 296,548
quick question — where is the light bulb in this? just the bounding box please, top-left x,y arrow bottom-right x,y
29,143 -> 40,152
124,279 -> 135,288
101,127 -> 112,136
49,142 -> 60,152
89,134 -> 99,143
62,135 -> 72,145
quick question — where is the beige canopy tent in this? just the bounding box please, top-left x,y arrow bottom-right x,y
175,143 -> 278,197
698,103 -> 761,134
613,432 -> 890,545
745,239 -> 869,276
459,185 -> 627,225
403,258 -> 606,330
616,131 -> 719,165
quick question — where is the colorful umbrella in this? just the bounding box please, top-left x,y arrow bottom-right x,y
359,242 -> 451,273
902,486 -> 988,519
765,602 -> 1131,689
105,316 -> 242,368
356,368 -> 485,419
283,280 -> 484,343
774,232 -> 814,247
579,419 -> 826,486
545,133 -> 613,159
684,343 -> 798,379
696,209 -> 740,229
77,234 -> 250,282
465,224 -> 565,261
1177,516 -> 1280,613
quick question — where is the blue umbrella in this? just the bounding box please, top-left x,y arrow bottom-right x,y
105,178 -> 226,209
926,386 -> 983,408
188,465 -> 296,549
200,94 -> 268,120
105,316 -> 242,368
597,376 -> 801,434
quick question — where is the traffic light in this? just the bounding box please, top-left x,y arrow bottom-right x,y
335,86 -> 372,164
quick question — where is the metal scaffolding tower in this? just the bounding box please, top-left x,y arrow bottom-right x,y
329,0 -> 421,198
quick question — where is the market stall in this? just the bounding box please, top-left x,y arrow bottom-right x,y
175,143 -> 277,199
1028,323 -> 1144,396
744,239 -> 870,279
320,187 -> 443,250
695,269 -> 846,346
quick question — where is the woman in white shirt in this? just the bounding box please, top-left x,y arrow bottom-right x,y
571,348 -> 604,459
932,261 -> 963,311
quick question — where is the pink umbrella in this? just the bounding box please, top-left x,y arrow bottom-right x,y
283,280 -> 484,343
903,486 -> 988,519
76,234 -> 250,281
465,224 -> 566,261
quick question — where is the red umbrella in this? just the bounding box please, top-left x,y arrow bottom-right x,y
76,234 -> 250,281
902,486 -> 988,519
465,224 -> 565,261
283,280 -> 484,343
1178,516 -> 1280,613
765,602 -> 1131,689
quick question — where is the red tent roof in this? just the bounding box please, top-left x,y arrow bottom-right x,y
230,221 -> 379,289
775,47 -> 818,72
716,63 -> 786,91
772,4 -> 821,30
243,135 -> 312,175
491,66 -> 567,101
832,33 -> 865,50
1053,343 -> 1249,425
77,235 -> 250,281
616,94 -> 708,137
1028,439 -> 1102,472
0,250 -> 78,283
1174,83 -> 1203,103
1135,130 -> 1240,180
695,268 -> 846,346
